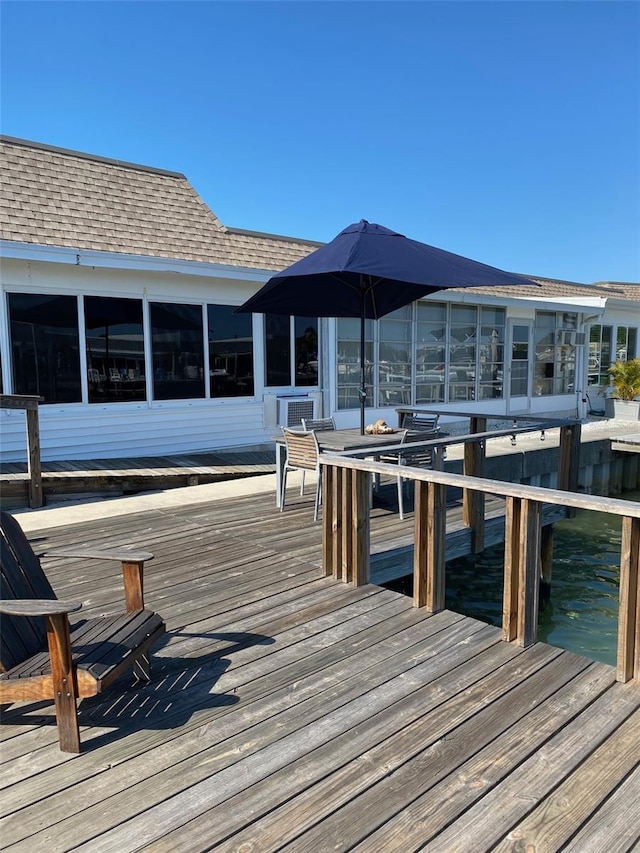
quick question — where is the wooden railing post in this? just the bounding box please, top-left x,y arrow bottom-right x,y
414,480 -> 446,611
463,417 -> 486,553
322,464 -> 334,576
323,464 -> 344,580
502,496 -> 542,647
322,462 -> 370,586
558,422 -> 582,516
25,407 -> 43,508
341,468 -> 353,582
351,469 -> 370,586
1,394 -> 43,508
617,515 -> 640,682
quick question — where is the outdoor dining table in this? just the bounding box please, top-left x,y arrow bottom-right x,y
274,427 -> 406,508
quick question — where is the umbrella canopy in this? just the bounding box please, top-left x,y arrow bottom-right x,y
237,220 -> 538,432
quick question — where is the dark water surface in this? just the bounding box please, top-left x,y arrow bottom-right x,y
387,490 -> 637,667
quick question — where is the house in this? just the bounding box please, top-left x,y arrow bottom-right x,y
1,135 -> 639,462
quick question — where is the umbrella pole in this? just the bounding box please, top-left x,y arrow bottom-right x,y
359,303 -> 366,435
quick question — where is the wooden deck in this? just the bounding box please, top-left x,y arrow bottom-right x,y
1,488 -> 639,852
0,450 -> 276,509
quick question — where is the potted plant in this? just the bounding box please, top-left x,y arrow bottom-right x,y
605,358 -> 640,419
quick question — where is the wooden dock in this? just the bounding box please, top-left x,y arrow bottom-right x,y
0,450 -> 276,509
1,487 -> 639,852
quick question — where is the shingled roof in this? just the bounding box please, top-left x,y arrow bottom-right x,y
0,136 -> 322,271
2,136 -> 638,299
467,275 -> 630,302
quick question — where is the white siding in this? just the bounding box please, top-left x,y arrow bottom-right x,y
0,400 -> 270,462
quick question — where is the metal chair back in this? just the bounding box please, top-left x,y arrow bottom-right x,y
301,417 -> 336,432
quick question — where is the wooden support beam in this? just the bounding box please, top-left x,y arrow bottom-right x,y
351,469 -> 370,586
463,417 -> 486,553
341,468 -> 353,582
540,524 -> 554,604
321,465 -> 334,577
503,496 -> 521,643
25,408 -> 43,508
617,516 -> 640,683
331,468 -> 343,581
502,496 -> 542,647
558,422 -> 582,517
414,480 -> 446,611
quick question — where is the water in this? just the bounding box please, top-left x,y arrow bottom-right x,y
387,491 -> 637,667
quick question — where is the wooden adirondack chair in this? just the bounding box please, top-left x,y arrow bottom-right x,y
0,511 -> 165,752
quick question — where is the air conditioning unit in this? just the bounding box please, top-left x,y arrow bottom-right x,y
556,330 -> 586,346
277,396 -> 317,427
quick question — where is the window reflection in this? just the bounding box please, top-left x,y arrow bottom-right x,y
9,293 -> 81,403
295,317 -> 318,387
150,303 -> 205,400
534,311 -> 579,396
207,305 -> 254,397
265,314 -> 291,386
85,296 -> 145,403
265,315 -> 318,387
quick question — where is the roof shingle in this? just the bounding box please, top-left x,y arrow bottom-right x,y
0,136 -> 321,271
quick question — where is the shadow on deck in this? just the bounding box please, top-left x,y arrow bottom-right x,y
1,488 -> 639,852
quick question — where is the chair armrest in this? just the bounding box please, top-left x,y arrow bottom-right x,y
0,599 -> 82,617
45,547 -> 154,562
44,547 -> 154,612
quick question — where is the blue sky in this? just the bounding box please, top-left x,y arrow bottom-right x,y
1,1 -> 639,283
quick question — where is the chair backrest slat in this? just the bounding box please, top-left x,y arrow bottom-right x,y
283,429 -> 320,471
0,511 -> 56,600
301,417 -> 336,432
400,431 -> 436,467
402,413 -> 439,433
0,535 -> 50,671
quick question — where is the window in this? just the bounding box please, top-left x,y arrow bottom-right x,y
589,324 -> 637,390
416,302 -> 446,404
478,308 -> 505,400
264,314 -> 319,387
295,317 -> 319,387
150,302 -> 205,400
85,296 -> 145,403
588,324 -> 612,388
9,293 -> 81,403
616,326 -> 637,362
377,305 -> 412,407
449,305 -> 478,402
207,305 -> 254,397
534,311 -> 579,396
336,317 -> 374,409
335,301 -> 505,410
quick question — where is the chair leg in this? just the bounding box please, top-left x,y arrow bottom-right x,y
300,471 -> 306,495
280,467 -> 288,512
47,613 -> 81,753
314,473 -> 322,522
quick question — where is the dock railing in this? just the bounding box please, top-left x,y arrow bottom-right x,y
320,448 -> 640,684
0,394 -> 43,508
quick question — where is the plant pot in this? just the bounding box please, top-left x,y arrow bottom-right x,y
605,398 -> 640,420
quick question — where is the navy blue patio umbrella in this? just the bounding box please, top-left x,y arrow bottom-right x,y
236,220 -> 537,433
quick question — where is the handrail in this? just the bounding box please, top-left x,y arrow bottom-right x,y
0,395 -> 43,508
319,451 -> 640,684
320,453 -> 640,517
328,418 -> 582,553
